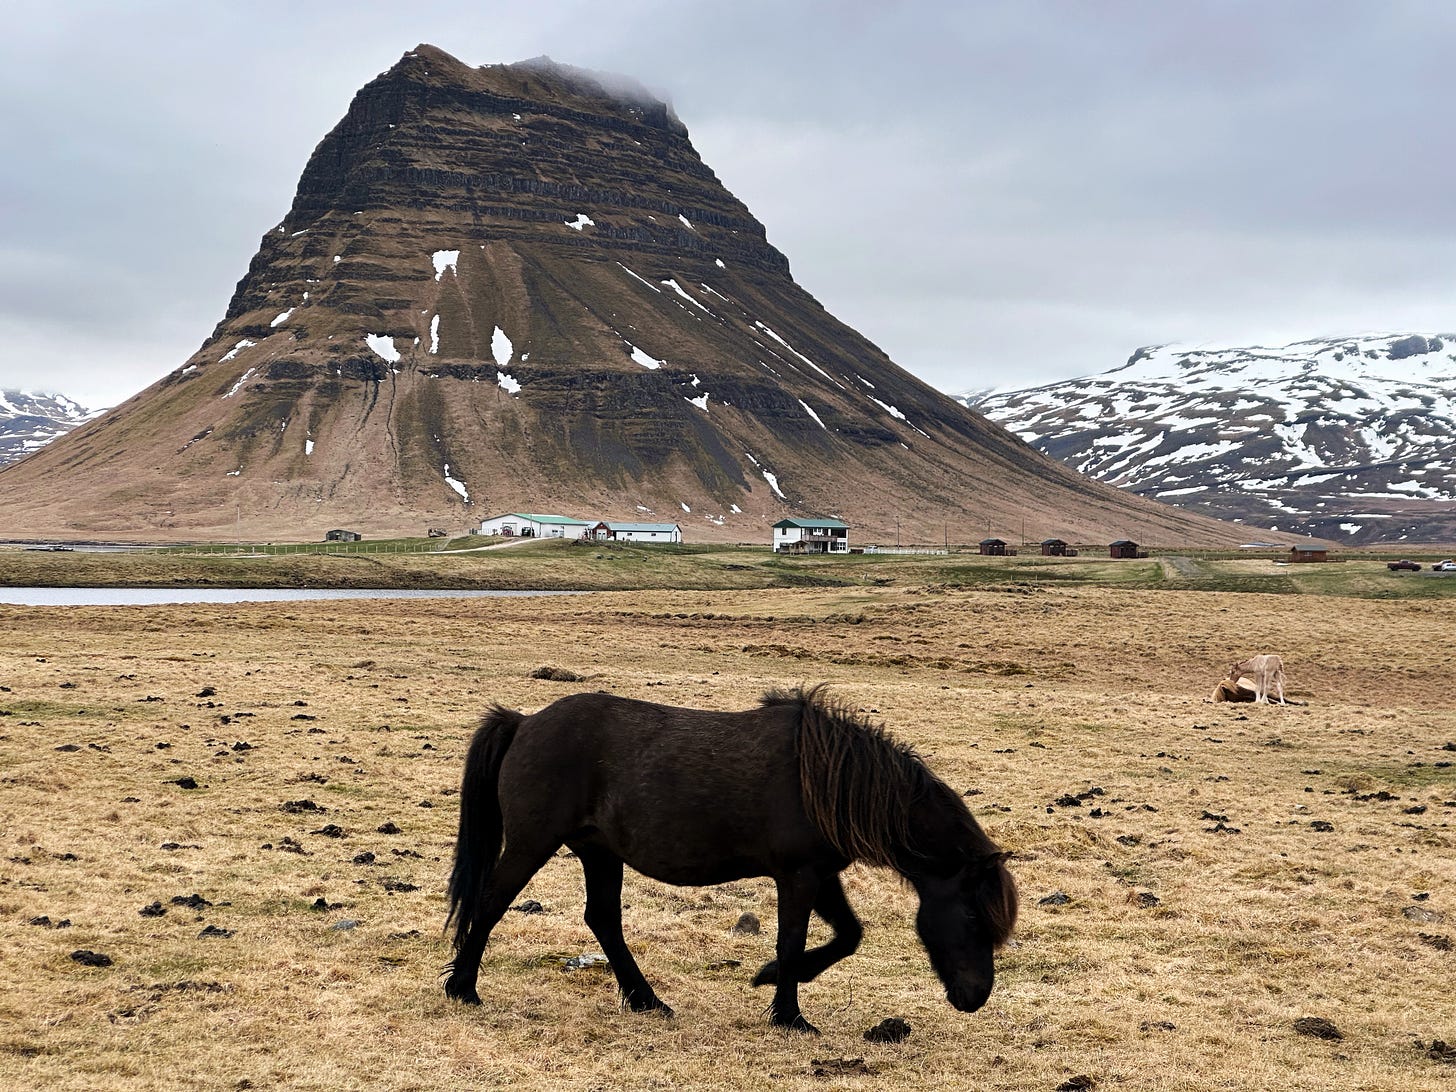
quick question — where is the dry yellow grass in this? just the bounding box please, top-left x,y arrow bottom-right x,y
2,584 -> 1453,1090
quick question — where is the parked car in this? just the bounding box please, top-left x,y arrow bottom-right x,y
1387,559 -> 1421,571
1433,559 -> 1456,572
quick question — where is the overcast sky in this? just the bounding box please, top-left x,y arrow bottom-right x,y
5,0 -> 1455,408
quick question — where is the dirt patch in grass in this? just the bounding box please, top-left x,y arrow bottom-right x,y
2,584 -> 1453,1090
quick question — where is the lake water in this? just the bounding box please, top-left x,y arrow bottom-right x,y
0,588 -> 578,607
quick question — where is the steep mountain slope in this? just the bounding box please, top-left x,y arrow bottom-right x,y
0,390 -> 98,467
0,46 -> 1244,545
970,334 -> 1456,544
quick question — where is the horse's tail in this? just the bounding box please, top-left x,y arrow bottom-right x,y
446,704 -> 523,951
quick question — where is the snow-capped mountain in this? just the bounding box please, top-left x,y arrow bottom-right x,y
0,389 -> 98,467
966,334 -> 1456,545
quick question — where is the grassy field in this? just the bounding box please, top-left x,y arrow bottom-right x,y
2,577 -> 1454,1090
5,539 -> 1456,600
2,576 -> 1456,1089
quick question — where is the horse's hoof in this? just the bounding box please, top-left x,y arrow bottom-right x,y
772,1013 -> 820,1035
444,980 -> 482,1006
627,994 -> 673,1017
751,960 -> 779,987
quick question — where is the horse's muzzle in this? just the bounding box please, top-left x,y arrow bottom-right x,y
948,981 -> 991,1012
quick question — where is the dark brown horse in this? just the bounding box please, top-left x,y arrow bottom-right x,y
445,686 -> 1017,1032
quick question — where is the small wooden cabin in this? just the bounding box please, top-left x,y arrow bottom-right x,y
979,537 -> 1011,556
1040,538 -> 1077,557
1109,539 -> 1145,559
325,529 -> 362,542
1289,545 -> 1329,563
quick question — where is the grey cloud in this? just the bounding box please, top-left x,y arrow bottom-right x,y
4,0 -> 1455,406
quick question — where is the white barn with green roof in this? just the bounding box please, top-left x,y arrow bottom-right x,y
772,517 -> 849,554
479,512 -> 593,539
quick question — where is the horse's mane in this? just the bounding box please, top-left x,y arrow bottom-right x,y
765,684 -> 998,874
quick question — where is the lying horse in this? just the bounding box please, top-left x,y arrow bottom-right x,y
1210,678 -> 1257,703
1228,654 -> 1286,704
445,686 -> 1017,1032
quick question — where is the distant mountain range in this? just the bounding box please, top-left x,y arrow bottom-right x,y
966,334 -> 1456,545
0,390 -> 98,467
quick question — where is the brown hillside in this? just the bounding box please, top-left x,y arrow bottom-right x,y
0,46 -> 1267,545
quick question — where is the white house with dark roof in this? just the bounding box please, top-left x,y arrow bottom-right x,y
589,521 -> 683,543
772,517 -> 849,554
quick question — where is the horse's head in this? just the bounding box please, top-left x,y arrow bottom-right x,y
911,852 -> 1018,1012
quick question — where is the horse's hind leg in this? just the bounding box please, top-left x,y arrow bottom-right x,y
575,844 -> 672,1016
752,871 -> 861,986
445,838 -> 560,1005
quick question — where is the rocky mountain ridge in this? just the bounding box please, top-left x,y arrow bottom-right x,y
968,333 -> 1456,544
0,45 -> 1247,545
0,390 -> 98,467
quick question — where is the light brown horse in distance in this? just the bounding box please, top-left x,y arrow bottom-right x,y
1226,654 -> 1286,703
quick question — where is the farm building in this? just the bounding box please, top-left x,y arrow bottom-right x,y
1109,539 -> 1146,559
979,538 -> 1015,556
324,529 -> 362,542
1040,538 -> 1077,557
479,513 -> 593,539
773,518 -> 849,554
588,521 -> 683,544
1290,545 -> 1329,563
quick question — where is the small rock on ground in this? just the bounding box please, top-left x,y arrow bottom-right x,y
864,1017 -> 911,1043
1293,1016 -> 1342,1040
1423,1039 -> 1456,1063
1403,905 -> 1443,923
530,666 -> 584,682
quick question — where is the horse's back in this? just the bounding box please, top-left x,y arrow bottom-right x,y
497,692 -> 815,883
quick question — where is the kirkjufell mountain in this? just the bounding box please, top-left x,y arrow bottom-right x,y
969,334 -> 1456,545
0,46 -> 1248,544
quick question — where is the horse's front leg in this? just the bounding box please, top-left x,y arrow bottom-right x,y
764,867 -> 821,1033
753,870 -> 862,985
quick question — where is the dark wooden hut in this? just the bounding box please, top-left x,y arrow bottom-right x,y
1289,545 -> 1328,563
